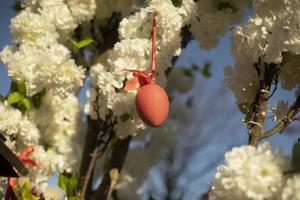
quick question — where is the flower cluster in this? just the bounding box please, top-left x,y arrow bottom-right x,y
209,142 -> 299,200
0,0 -> 96,97
190,0 -> 249,49
0,99 -> 82,192
281,174 -> 300,200
1,44 -> 84,97
270,100 -> 289,122
0,102 -> 40,150
226,0 -> 300,107
0,0 -> 96,192
29,94 -> 83,173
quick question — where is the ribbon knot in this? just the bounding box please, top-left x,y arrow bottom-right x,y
123,69 -> 156,91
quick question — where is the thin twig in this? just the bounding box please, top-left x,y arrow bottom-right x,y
262,94 -> 300,138
80,146 -> 100,200
93,137 -> 132,199
78,13 -> 121,197
79,127 -> 116,200
266,69 -> 279,101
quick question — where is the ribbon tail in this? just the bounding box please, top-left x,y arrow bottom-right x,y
125,77 -> 140,91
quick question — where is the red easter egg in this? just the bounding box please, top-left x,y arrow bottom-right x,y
136,83 -> 169,127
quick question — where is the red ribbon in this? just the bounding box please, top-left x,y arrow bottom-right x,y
123,69 -> 155,91
5,147 -> 38,200
124,13 -> 158,91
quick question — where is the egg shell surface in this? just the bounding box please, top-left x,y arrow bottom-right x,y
136,84 -> 169,127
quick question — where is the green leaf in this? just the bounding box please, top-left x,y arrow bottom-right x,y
11,1 -> 23,12
120,113 -> 131,122
69,37 -> 94,49
238,103 -> 251,124
238,103 -> 249,115
201,62 -> 212,78
217,1 -> 238,13
186,96 -> 194,108
58,173 -> 68,192
32,89 -> 46,109
148,195 -> 156,200
181,68 -> 193,78
292,138 -> 300,170
76,38 -> 94,49
191,64 -> 200,71
67,175 -> 78,194
0,94 -> 4,102
171,0 -> 182,7
21,182 -> 40,200
43,143 -> 55,151
21,98 -> 30,110
69,196 -> 80,200
17,82 -> 27,95
7,92 -> 23,105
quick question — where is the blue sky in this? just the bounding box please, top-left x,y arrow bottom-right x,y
0,0 -> 14,95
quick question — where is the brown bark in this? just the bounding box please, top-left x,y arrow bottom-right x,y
247,63 -> 277,146
93,136 -> 132,199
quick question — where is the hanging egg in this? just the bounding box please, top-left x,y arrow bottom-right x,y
135,83 -> 169,127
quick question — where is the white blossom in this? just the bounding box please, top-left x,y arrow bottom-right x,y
38,0 -> 77,33
227,0 -> 300,113
118,11 -> 153,40
231,0 -> 300,84
224,59 -> 259,106
0,44 -> 85,97
116,0 -> 185,86
209,142 -> 288,200
108,38 -> 151,73
10,9 -> 58,47
279,53 -> 300,90
281,174 -> 300,200
0,0 -> 96,191
270,100 -> 289,122
30,145 -> 69,192
178,0 -> 197,24
114,118 -> 146,139
0,102 -> 40,150
190,0 -> 249,49
29,94 -> 83,172
66,0 -> 96,23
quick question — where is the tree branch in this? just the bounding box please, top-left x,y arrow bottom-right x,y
80,146 -> 100,200
93,136 -> 132,199
79,114 -> 116,199
78,13 -> 121,198
262,94 -> 300,138
247,62 -> 278,146
93,26 -> 194,200
247,60 -> 300,145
